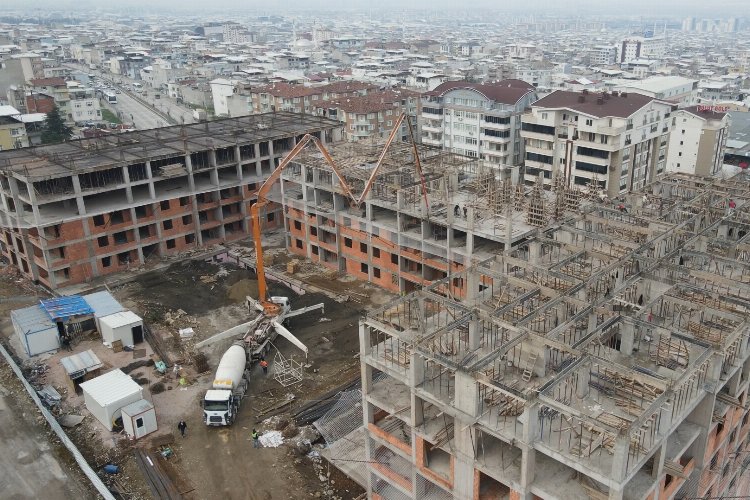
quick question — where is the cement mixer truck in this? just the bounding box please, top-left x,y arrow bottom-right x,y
202,342 -> 249,426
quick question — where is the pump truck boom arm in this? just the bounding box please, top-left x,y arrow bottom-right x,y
250,134 -> 354,314
250,113 -> 426,315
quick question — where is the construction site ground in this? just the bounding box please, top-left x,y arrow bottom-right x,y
0,248 -> 390,499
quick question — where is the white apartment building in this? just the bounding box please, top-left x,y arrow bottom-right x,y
209,78 -> 240,117
610,76 -> 699,107
666,105 -> 730,176
420,80 -> 538,166
591,45 -> 617,66
521,90 -> 674,196
618,37 -> 666,63
67,85 -> 101,124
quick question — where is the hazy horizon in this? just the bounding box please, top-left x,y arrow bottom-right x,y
0,0 -> 748,18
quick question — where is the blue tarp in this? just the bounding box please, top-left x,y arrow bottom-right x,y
40,296 -> 94,322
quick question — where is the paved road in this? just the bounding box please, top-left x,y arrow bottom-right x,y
68,63 -> 196,126
109,91 -> 168,130
0,368 -> 94,499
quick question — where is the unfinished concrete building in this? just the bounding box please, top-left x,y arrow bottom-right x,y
0,112 -> 341,288
353,172 -> 750,500
280,141 -> 589,295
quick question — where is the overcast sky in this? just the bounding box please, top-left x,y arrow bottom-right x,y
1,0 -> 747,16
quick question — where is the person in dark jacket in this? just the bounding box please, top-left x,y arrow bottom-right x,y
177,420 -> 187,438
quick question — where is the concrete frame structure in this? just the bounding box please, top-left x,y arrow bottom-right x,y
357,172 -> 750,500
0,112 -> 342,288
280,140 -> 552,296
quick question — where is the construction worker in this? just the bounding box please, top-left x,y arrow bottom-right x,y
252,429 -> 260,448
177,420 -> 187,438
260,358 -> 269,375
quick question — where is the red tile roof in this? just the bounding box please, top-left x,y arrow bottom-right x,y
681,105 -> 729,120
427,79 -> 536,105
532,90 -> 662,118
29,77 -> 67,87
314,89 -> 419,114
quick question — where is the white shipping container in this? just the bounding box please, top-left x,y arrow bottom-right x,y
80,369 -> 143,430
99,311 -> 144,346
121,399 -> 158,439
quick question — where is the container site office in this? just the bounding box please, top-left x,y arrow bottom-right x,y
121,399 -> 158,439
11,296 -> 96,357
79,369 -> 143,430
98,311 -> 144,347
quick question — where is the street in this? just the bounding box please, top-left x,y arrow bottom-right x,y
109,91 -> 168,130
65,63 -> 196,130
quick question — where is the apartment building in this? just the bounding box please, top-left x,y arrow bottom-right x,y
666,105 -> 730,176
420,80 -> 538,166
67,85 -> 101,124
520,90 -> 674,196
354,171 -> 750,500
619,37 -> 666,63
313,89 -> 421,141
0,112 -> 342,289
248,81 -> 375,115
611,76 -> 699,107
0,115 -> 29,150
591,45 -> 618,66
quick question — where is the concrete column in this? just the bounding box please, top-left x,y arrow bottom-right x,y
454,370 -> 477,417
234,145 -> 242,179
577,369 -> 591,399
254,143 -> 261,178
468,316 -> 480,351
23,180 -> 41,225
610,435 -> 630,484
620,321 -> 635,355
71,175 -> 86,215
122,165 -> 133,203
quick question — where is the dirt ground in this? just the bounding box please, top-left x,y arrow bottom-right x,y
0,246 -> 390,499
110,257 -> 377,500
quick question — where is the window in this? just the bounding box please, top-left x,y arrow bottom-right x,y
391,253 -> 398,264
373,247 -> 380,258
97,236 -> 109,247
102,256 -> 111,267
136,417 -> 144,428
294,220 -> 302,230
585,119 -> 593,126
311,245 -> 318,255
163,219 -> 173,230
267,212 -> 275,222
678,152 -> 682,157
373,268 -> 381,278
93,215 -> 105,226
185,234 -> 195,244
360,242 -> 368,253
182,215 -> 192,225
344,237 -> 352,248
360,263 -> 368,273
166,239 -> 176,249
541,112 -> 548,120
296,239 -> 303,249
160,200 -> 170,210
179,197 -> 189,206
310,227 -> 317,236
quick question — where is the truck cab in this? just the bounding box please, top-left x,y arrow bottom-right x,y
270,296 -> 291,315
203,389 -> 242,425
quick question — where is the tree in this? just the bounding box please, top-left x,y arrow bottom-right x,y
40,105 -> 73,144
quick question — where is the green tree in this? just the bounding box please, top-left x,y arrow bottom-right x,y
40,105 -> 73,144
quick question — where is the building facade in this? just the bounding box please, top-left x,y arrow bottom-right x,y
520,90 -> 674,196
313,89 -> 421,142
420,80 -> 538,166
0,112 -> 341,288
666,106 -> 730,176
